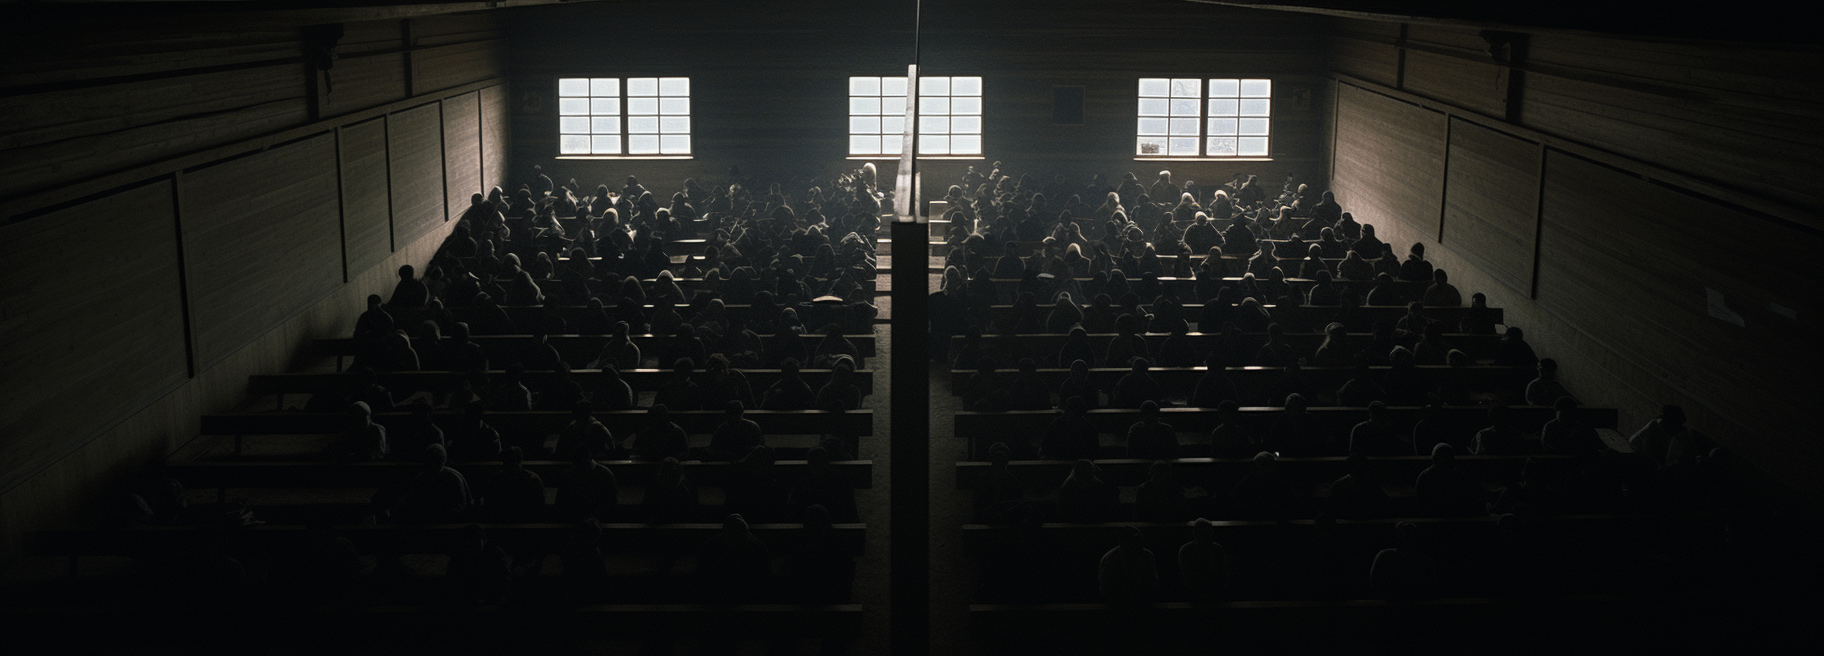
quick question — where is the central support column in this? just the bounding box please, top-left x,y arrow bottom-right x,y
888,55 -> 929,656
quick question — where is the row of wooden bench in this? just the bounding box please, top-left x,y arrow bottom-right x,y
317,333 -> 877,370
251,368 -> 873,409
964,303 -> 1496,327
947,364 -> 1532,396
951,406 -> 1613,457
951,331 -> 1504,362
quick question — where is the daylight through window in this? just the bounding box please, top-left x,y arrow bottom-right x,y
558,77 -> 691,156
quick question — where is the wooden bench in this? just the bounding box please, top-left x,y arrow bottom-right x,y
168,459 -> 873,490
947,365 -> 1533,397
249,368 -> 873,408
953,406 -> 1617,457
975,303 -> 1500,328
202,409 -> 874,440
971,276 -> 1431,299
954,455 -> 1574,490
315,333 -> 877,370
34,523 -> 866,570
388,303 -> 876,334
952,332 -> 1503,363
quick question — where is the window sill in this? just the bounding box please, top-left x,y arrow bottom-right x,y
556,155 -> 695,160
1133,157 -> 1274,162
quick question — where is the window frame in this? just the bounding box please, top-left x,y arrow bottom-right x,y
557,76 -> 693,159
847,74 -> 985,160
1134,77 -> 1273,160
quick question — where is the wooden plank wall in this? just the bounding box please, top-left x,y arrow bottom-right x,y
387,103 -> 447,247
1332,84 -> 1445,241
0,181 -> 190,488
503,0 -> 1328,208
1323,18 -> 1822,501
183,134 -> 346,368
0,10 -> 507,562
339,117 -> 394,274
1440,117 -> 1540,294
442,92 -> 482,218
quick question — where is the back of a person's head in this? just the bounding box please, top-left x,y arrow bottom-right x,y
1430,442 -> 1455,462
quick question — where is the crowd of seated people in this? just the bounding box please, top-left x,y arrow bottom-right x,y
935,165 -> 1747,609
80,166 -> 897,616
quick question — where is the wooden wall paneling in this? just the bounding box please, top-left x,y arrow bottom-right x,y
1441,117 -> 1541,294
319,53 -> 410,119
0,181 -> 189,491
0,64 -> 310,198
412,41 -> 504,94
1332,83 -> 1446,239
387,103 -> 447,246
4,20 -> 301,88
441,92 -> 482,216
1534,150 -> 1820,492
479,84 -> 507,193
183,134 -> 344,367
339,117 -> 393,276
1326,21 -> 1401,87
1401,49 -> 1507,118
1521,72 -> 1823,214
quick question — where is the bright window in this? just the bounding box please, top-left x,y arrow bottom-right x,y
848,76 -> 909,156
1136,78 -> 1271,157
848,75 -> 983,157
558,77 -> 691,156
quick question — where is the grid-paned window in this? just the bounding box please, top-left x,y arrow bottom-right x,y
918,76 -> 982,155
1136,78 -> 1201,156
848,76 -> 909,156
1207,78 -> 1271,157
558,77 -> 691,156
1136,77 -> 1272,158
848,75 -> 983,157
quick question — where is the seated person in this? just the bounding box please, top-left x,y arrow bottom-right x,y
1098,526 -> 1161,604
1042,397 -> 1102,461
1110,358 -> 1165,409
1126,401 -> 1179,460
1057,459 -> 1119,523
1370,522 -> 1439,599
708,400 -> 766,461
1540,396 -> 1602,457
761,358 -> 818,410
1525,358 -> 1576,406
555,450 -> 619,521
1415,443 -> 1484,516
1231,452 -> 1298,520
1327,454 -> 1389,519
632,404 -> 690,461
1421,268 -> 1462,307
1348,402 -> 1406,457
554,401 -> 617,460
1177,518 -> 1233,600
1629,405 -> 1705,471
1133,460 -> 1190,522
1472,405 -> 1533,456
479,447 -> 546,521
392,444 -> 471,525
